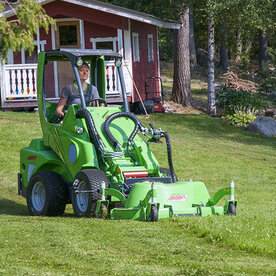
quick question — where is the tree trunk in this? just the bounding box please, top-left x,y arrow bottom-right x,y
172,6 -> 192,107
220,45 -> 228,71
189,7 -> 197,71
259,29 -> 268,75
219,22 -> 228,71
207,10 -> 216,116
235,29 -> 242,63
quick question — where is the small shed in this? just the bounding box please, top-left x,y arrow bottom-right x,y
0,0 -> 179,109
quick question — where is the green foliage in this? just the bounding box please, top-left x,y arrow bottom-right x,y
223,111 -> 256,127
103,0 -> 276,65
259,50 -> 276,93
158,29 -> 174,61
260,71 -> 276,94
0,0 -> 55,59
216,86 -> 270,115
193,0 -> 276,68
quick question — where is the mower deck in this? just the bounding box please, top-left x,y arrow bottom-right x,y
98,180 -> 236,221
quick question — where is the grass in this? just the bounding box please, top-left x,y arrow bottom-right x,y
0,111 -> 276,275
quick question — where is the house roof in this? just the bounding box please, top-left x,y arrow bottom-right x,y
2,0 -> 180,29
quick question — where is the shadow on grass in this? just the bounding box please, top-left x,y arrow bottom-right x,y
0,197 -> 28,216
0,197 -> 76,217
151,114 -> 276,149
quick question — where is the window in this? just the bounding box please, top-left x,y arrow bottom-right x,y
60,25 -> 77,46
90,37 -> 117,52
147,34 -> 154,62
96,41 -> 114,50
56,21 -> 80,48
132,33 -> 140,62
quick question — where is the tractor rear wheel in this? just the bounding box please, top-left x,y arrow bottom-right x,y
72,169 -> 110,217
27,171 -> 67,216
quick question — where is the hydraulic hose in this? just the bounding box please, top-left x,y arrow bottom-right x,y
76,108 -> 105,159
149,123 -> 178,183
163,131 -> 178,183
103,111 -> 178,182
103,112 -> 143,150
104,112 -> 144,165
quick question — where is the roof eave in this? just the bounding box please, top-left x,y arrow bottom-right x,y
1,0 -> 180,29
61,0 -> 181,29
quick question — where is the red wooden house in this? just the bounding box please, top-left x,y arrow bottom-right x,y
0,0 -> 179,109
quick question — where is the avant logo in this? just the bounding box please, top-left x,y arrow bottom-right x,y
169,195 -> 187,201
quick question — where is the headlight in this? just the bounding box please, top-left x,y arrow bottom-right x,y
76,58 -> 83,67
115,59 -> 122,67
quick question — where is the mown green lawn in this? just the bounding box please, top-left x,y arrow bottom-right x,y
0,111 -> 275,275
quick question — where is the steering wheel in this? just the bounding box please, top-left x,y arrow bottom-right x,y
87,97 -> 107,107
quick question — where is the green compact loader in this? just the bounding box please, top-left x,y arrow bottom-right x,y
18,49 -> 237,221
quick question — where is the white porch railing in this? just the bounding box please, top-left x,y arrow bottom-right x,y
4,64 -> 37,100
105,60 -> 119,94
105,60 -> 132,96
3,61 -> 132,102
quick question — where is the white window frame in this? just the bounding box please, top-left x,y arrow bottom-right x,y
90,37 -> 117,52
147,34 -> 154,62
35,40 -> 47,52
132,32 -> 140,62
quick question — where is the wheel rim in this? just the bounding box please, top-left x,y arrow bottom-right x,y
76,181 -> 88,212
31,181 -> 46,212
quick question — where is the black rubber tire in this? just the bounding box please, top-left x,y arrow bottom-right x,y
27,171 -> 67,216
72,169 -> 110,217
148,204 -> 158,222
227,202 -> 236,216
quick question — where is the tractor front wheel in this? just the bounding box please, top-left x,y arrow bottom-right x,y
27,171 -> 67,216
72,169 -> 110,217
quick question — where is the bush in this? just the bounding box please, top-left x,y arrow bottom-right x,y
259,71 -> 276,94
259,49 -> 276,94
223,112 -> 256,127
216,86 -> 270,116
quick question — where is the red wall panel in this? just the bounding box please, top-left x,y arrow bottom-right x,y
130,20 -> 159,102
44,1 -> 128,30
84,22 -> 117,49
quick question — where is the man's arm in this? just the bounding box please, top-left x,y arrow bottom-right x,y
55,97 -> 67,117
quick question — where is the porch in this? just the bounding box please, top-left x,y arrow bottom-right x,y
1,60 -> 132,109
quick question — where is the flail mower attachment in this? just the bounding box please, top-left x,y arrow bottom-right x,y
96,180 -> 237,221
